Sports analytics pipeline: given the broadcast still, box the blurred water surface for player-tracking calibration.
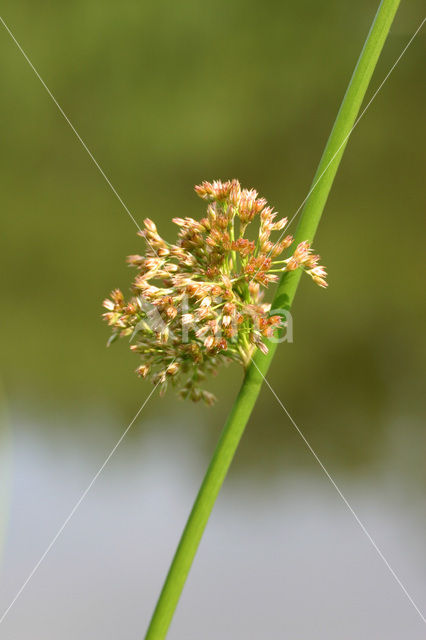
[0,414,425,639]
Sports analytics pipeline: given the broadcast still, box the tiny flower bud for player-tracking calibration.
[204,336,214,350]
[182,313,194,326]
[136,364,150,378]
[103,298,115,310]
[166,362,179,376]
[144,218,157,233]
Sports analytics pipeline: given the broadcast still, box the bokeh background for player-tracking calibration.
[0,1,425,638]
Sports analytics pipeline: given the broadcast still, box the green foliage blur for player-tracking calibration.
[1,0,425,475]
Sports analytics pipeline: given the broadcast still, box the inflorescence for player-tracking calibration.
[103,180,327,404]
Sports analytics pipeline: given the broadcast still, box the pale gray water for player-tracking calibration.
[0,415,424,639]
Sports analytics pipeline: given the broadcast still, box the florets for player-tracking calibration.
[103,179,327,404]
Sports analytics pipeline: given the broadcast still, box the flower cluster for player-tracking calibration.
[103,179,327,404]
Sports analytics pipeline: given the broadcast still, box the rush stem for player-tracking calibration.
[144,1,401,637]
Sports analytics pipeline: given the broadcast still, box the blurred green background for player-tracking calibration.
[1,0,424,472]
[0,1,425,637]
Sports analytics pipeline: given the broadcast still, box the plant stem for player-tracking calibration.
[144,1,400,637]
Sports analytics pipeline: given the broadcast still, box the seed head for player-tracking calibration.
[103,179,327,404]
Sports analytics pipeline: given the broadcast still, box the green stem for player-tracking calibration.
[144,1,400,637]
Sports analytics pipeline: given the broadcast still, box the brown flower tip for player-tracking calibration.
[103,179,327,404]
